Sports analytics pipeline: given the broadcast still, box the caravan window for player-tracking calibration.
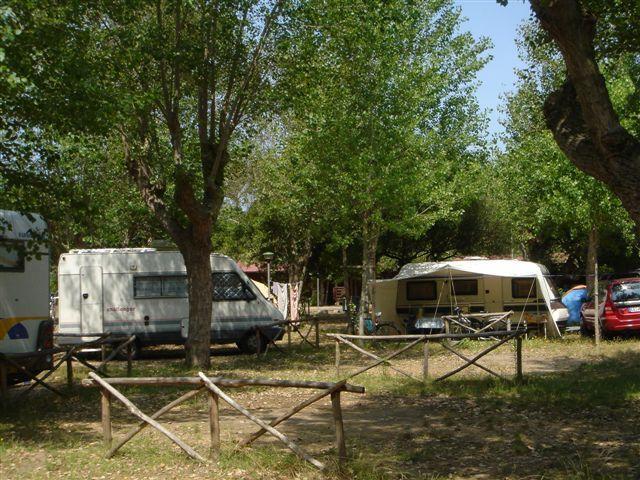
[452,279,478,296]
[134,277,163,297]
[512,278,536,298]
[162,276,188,297]
[406,280,437,301]
[0,241,25,272]
[212,272,255,301]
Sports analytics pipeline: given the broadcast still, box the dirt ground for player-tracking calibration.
[1,328,639,480]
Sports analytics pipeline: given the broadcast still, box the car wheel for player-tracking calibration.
[237,331,266,354]
[579,317,593,337]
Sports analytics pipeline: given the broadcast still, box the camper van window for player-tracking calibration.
[452,279,478,296]
[512,278,536,298]
[133,276,163,298]
[212,272,256,301]
[0,241,25,272]
[162,276,188,297]
[406,280,437,301]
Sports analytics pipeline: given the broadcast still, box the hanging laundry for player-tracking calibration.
[290,281,303,322]
[271,282,288,319]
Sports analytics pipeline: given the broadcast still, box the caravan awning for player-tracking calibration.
[381,259,547,282]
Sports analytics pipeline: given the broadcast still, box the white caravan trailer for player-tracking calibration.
[0,210,53,382]
[374,259,569,337]
[57,249,285,354]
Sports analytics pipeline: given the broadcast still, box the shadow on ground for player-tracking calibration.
[1,345,639,479]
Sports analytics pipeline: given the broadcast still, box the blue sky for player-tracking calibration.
[455,0,533,138]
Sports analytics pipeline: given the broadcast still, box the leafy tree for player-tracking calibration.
[500,0,640,228]
[280,0,489,332]
[3,0,288,367]
[497,21,638,286]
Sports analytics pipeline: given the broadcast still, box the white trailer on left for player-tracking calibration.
[0,209,53,384]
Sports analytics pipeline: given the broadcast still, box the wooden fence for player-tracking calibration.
[0,334,136,401]
[327,329,526,384]
[82,373,365,470]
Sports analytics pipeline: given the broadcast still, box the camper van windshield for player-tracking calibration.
[0,241,25,272]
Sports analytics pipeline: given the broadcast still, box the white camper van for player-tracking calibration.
[57,249,285,354]
[374,259,569,337]
[0,210,53,382]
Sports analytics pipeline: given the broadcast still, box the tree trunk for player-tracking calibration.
[180,230,214,369]
[342,245,353,333]
[530,0,640,227]
[359,218,378,336]
[586,225,599,293]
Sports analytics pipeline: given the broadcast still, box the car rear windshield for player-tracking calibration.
[611,281,640,303]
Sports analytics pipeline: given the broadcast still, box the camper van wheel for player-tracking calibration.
[237,331,267,355]
[116,339,142,361]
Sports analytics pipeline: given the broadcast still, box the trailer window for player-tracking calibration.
[512,278,536,299]
[452,279,478,296]
[0,241,25,272]
[406,280,436,301]
[162,276,188,297]
[134,277,163,297]
[212,272,255,301]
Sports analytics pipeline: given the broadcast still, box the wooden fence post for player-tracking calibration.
[422,340,429,384]
[101,388,112,448]
[209,390,220,460]
[331,391,347,464]
[515,336,523,383]
[314,319,320,348]
[66,355,73,388]
[126,343,133,377]
[101,344,108,374]
[335,340,340,376]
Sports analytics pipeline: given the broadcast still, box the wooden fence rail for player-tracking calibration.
[0,334,135,401]
[327,329,526,383]
[82,373,364,470]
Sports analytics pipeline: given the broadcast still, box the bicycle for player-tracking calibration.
[348,308,401,336]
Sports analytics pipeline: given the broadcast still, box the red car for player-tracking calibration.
[581,278,640,337]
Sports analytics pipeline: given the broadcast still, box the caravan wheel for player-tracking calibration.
[237,330,267,355]
[116,339,142,360]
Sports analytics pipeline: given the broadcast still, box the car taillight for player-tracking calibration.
[604,298,616,316]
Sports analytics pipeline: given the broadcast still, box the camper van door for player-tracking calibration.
[80,266,104,334]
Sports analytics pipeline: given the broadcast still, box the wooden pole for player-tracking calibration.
[594,261,601,346]
[422,340,429,384]
[83,376,364,393]
[335,335,421,382]
[345,336,426,380]
[126,342,132,377]
[314,319,320,348]
[101,388,112,448]
[441,343,507,381]
[335,340,340,377]
[209,390,220,460]
[287,322,291,348]
[237,381,348,448]
[197,372,325,470]
[331,391,347,464]
[66,355,73,388]
[101,344,107,373]
[516,336,523,383]
[107,387,203,458]
[435,331,520,382]
[89,373,206,462]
